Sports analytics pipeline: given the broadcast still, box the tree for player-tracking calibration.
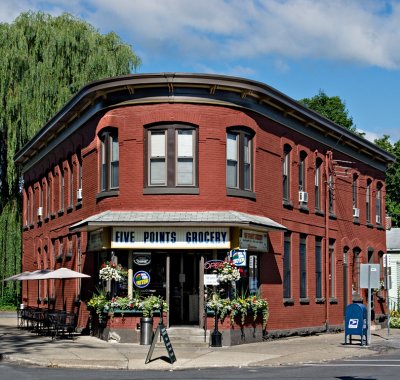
[299,90,358,133]
[0,11,141,306]
[374,135,400,227]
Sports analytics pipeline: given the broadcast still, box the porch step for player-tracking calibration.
[156,326,209,347]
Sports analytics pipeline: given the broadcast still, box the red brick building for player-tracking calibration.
[15,73,394,343]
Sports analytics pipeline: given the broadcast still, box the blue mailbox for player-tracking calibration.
[344,303,368,346]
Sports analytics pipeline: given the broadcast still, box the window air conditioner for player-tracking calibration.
[299,191,308,203]
[352,207,360,218]
[37,207,43,217]
[376,215,381,224]
[77,188,83,201]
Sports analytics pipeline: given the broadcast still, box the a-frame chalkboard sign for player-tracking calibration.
[145,308,176,364]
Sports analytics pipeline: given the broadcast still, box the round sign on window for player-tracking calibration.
[133,271,151,288]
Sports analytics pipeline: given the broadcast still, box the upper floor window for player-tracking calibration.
[100,129,119,192]
[68,158,74,208]
[282,144,291,202]
[145,124,198,193]
[315,158,322,211]
[298,151,307,192]
[328,173,334,216]
[376,182,382,225]
[226,128,254,195]
[59,165,64,213]
[352,174,358,208]
[366,179,371,223]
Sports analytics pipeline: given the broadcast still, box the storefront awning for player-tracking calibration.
[70,210,286,233]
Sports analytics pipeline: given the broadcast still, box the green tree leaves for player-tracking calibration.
[0,11,140,304]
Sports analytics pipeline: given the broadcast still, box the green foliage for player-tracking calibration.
[299,90,358,134]
[374,135,400,227]
[390,310,400,328]
[0,11,140,305]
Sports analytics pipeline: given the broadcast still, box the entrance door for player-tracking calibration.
[169,253,200,325]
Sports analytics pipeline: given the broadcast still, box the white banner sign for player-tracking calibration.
[204,274,219,286]
[112,227,230,249]
[239,230,268,252]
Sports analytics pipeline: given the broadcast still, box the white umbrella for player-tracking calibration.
[40,268,90,310]
[2,271,31,282]
[17,270,53,306]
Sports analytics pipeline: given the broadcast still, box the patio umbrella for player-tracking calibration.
[18,270,54,306]
[2,271,31,282]
[40,268,90,310]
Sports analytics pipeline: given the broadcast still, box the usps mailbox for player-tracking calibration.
[344,303,368,346]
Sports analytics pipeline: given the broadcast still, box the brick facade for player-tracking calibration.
[16,74,393,339]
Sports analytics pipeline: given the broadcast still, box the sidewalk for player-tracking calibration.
[1,312,399,370]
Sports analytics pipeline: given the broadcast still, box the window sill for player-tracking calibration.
[283,298,294,306]
[299,204,309,213]
[67,206,73,213]
[44,216,49,223]
[56,255,63,262]
[29,223,34,229]
[366,222,374,228]
[226,188,256,200]
[299,298,310,304]
[57,210,64,216]
[96,190,119,200]
[329,297,338,304]
[37,220,42,227]
[75,201,82,210]
[315,209,324,217]
[329,213,337,220]
[353,217,360,225]
[377,224,385,231]
[315,298,325,304]
[50,213,56,220]
[144,187,199,195]
[23,225,29,231]
[282,200,294,209]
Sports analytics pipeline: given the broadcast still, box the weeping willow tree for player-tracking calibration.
[0,11,141,306]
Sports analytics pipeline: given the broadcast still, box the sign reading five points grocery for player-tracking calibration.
[112,227,230,249]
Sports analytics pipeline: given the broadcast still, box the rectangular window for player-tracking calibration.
[146,125,197,191]
[315,237,323,299]
[149,131,166,185]
[315,160,322,210]
[25,189,29,226]
[47,174,52,217]
[376,184,382,224]
[226,132,238,188]
[283,232,292,299]
[299,152,306,192]
[100,130,119,192]
[226,129,253,193]
[59,167,64,212]
[328,174,334,215]
[69,161,74,207]
[176,130,194,185]
[329,239,336,298]
[282,146,291,201]
[299,234,307,299]
[110,135,119,189]
[366,181,371,223]
[352,175,358,208]
[78,157,82,190]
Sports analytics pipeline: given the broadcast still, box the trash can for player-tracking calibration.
[140,317,153,345]
[344,303,368,346]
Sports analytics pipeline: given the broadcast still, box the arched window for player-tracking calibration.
[376,182,383,225]
[315,158,323,211]
[366,179,372,223]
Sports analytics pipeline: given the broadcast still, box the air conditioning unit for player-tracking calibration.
[77,188,82,201]
[353,207,360,218]
[376,215,381,224]
[299,191,308,203]
[37,207,43,217]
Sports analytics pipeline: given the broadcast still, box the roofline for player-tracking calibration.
[14,72,395,167]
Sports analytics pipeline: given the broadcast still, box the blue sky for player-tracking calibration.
[1,0,400,142]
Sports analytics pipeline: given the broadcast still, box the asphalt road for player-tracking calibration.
[1,351,400,380]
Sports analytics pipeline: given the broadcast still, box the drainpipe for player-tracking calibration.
[324,151,332,331]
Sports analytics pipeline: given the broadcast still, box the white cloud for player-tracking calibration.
[1,0,400,69]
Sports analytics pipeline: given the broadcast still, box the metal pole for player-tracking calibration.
[367,265,371,345]
[386,261,390,336]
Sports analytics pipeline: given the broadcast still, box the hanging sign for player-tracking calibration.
[204,274,219,286]
[230,249,247,267]
[133,271,151,288]
[133,253,151,266]
[239,230,268,252]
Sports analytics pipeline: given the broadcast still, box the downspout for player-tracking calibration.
[324,150,332,331]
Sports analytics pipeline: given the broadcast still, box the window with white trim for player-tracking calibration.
[99,129,119,193]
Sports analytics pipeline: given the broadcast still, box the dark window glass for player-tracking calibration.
[283,145,291,201]
[283,232,292,299]
[300,234,307,298]
[315,237,322,298]
[99,129,119,192]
